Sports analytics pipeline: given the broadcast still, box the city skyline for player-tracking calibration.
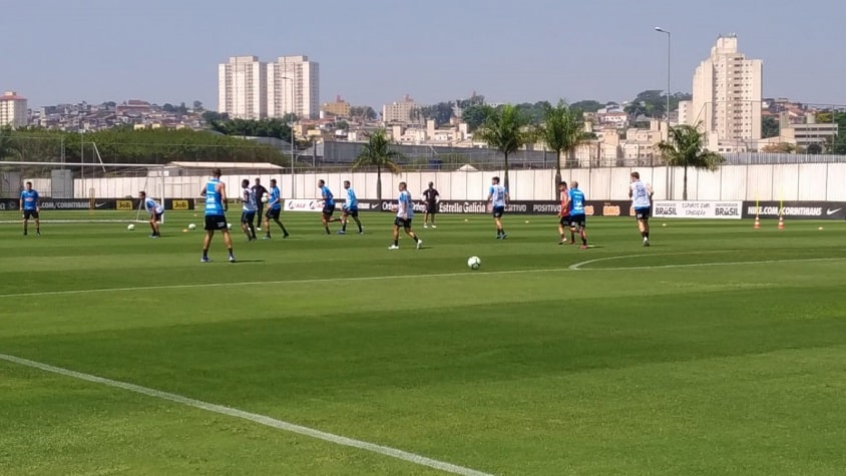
[3,0,846,109]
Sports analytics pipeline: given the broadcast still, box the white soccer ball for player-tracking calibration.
[261,194,269,203]
[227,223,232,229]
[467,256,481,270]
[188,223,196,230]
[127,224,135,231]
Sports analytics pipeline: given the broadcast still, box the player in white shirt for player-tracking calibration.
[487,176,509,239]
[240,179,258,241]
[629,171,654,247]
[139,191,163,238]
[389,182,422,250]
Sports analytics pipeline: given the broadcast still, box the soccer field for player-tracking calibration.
[2,212,846,475]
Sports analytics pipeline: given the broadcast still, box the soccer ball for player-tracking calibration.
[188,223,197,230]
[127,224,135,231]
[227,223,232,229]
[261,194,269,203]
[467,256,481,270]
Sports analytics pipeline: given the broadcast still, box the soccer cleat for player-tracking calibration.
[229,255,236,263]
[423,224,428,229]
[416,239,423,250]
[283,232,290,238]
[36,231,41,237]
[338,230,346,235]
[388,244,399,250]
[358,230,364,235]
[201,256,210,263]
[256,227,262,231]
[580,245,588,250]
[643,240,650,247]
[431,225,437,229]
[500,233,507,240]
[263,235,272,240]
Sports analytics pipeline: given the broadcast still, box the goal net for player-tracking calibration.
[0,161,166,225]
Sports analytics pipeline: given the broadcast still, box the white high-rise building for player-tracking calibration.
[218,56,267,119]
[0,91,28,128]
[267,56,320,120]
[689,35,763,142]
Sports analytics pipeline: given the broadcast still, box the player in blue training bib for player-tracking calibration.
[19,181,41,236]
[199,168,235,263]
[317,179,341,235]
[487,176,509,239]
[139,191,164,238]
[262,178,289,239]
[340,180,363,234]
[568,181,588,249]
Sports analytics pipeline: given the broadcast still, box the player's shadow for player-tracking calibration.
[233,259,265,263]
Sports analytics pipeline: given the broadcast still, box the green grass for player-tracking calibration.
[2,212,846,475]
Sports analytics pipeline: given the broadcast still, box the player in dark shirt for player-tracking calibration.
[251,178,268,232]
[421,182,439,229]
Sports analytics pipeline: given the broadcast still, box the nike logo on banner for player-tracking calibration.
[826,208,842,216]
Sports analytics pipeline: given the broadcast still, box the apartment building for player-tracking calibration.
[321,95,351,118]
[218,56,267,119]
[0,91,28,128]
[689,35,763,142]
[267,55,320,119]
[218,55,319,120]
[382,95,419,124]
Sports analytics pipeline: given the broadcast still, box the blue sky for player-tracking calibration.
[1,0,843,109]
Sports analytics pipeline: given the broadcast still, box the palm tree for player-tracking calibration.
[352,128,403,201]
[656,124,725,200]
[473,104,534,190]
[538,101,589,190]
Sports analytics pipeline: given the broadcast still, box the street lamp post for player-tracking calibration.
[655,27,672,198]
[279,76,296,198]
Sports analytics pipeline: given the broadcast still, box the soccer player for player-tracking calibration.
[200,168,235,263]
[139,191,163,238]
[252,178,268,232]
[240,179,258,241]
[340,180,363,235]
[20,181,40,236]
[263,178,289,239]
[629,171,654,247]
[568,180,588,249]
[422,182,439,228]
[557,181,572,245]
[487,176,508,239]
[389,182,422,250]
[318,179,340,235]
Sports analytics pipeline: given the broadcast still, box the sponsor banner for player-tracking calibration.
[166,199,194,211]
[652,201,742,220]
[283,199,380,212]
[741,201,846,220]
[378,200,634,216]
[0,198,196,211]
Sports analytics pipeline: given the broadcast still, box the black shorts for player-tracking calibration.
[635,207,651,220]
[569,214,586,228]
[343,207,359,218]
[492,206,505,218]
[426,203,437,214]
[152,212,163,223]
[23,210,39,220]
[559,215,570,227]
[241,211,256,224]
[394,217,412,229]
[204,214,228,231]
[323,204,336,216]
[266,208,280,220]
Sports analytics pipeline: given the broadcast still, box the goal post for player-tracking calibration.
[0,161,167,224]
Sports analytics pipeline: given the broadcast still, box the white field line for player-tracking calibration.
[0,353,493,476]
[1,255,844,300]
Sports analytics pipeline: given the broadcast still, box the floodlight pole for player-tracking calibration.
[655,27,672,199]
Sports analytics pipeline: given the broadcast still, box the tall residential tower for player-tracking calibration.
[218,56,267,120]
[218,55,319,120]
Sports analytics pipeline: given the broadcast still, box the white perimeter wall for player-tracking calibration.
[24,163,846,202]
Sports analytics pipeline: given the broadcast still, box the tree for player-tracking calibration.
[625,90,692,119]
[762,116,780,138]
[473,104,534,190]
[461,104,490,132]
[570,100,605,113]
[350,106,377,121]
[761,142,798,153]
[162,103,176,113]
[202,111,229,123]
[656,124,725,200]
[336,120,349,131]
[537,101,588,191]
[419,102,455,126]
[807,143,823,155]
[281,113,298,124]
[352,128,403,201]
[193,100,204,111]
[0,126,20,160]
